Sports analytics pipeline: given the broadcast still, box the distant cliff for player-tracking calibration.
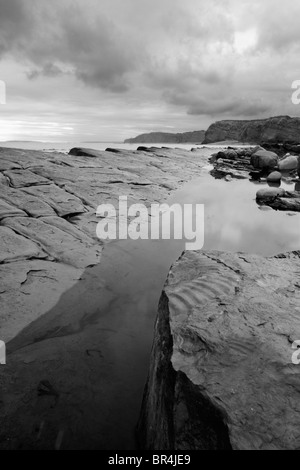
[203,116,300,145]
[124,130,206,144]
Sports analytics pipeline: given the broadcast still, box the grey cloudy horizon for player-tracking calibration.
[0,0,300,141]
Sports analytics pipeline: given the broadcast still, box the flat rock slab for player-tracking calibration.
[0,147,53,169]
[0,145,209,350]
[0,200,27,220]
[0,160,21,171]
[0,260,81,342]
[0,185,56,218]
[4,169,51,188]
[40,216,98,245]
[0,226,45,263]
[0,174,8,186]
[66,212,100,240]
[139,250,300,450]
[22,184,86,217]
[2,217,102,268]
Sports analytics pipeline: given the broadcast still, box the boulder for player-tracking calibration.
[256,188,300,212]
[217,149,238,160]
[279,155,299,171]
[250,150,278,170]
[138,250,300,450]
[69,147,99,157]
[256,188,285,200]
[267,171,282,183]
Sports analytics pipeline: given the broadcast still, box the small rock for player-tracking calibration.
[256,188,285,200]
[217,149,238,161]
[279,155,299,171]
[267,171,282,183]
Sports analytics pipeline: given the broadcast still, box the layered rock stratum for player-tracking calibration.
[138,250,300,450]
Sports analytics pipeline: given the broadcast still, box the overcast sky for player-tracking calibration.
[0,0,300,142]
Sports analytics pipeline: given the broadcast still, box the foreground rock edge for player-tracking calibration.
[138,249,300,450]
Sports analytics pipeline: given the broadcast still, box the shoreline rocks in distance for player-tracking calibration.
[124,130,206,144]
[210,144,300,211]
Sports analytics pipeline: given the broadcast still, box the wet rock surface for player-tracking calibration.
[0,145,215,450]
[256,188,300,212]
[210,147,255,179]
[211,145,300,211]
[0,146,207,342]
[138,250,300,450]
[1,144,300,450]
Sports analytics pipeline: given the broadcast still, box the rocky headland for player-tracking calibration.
[203,115,300,149]
[124,130,206,144]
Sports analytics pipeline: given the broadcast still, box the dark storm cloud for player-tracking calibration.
[0,0,136,92]
[0,0,300,140]
[186,98,271,117]
[27,63,65,80]
[0,0,26,24]
[0,0,32,54]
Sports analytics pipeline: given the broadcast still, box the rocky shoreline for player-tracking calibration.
[0,143,300,449]
[210,146,300,212]
[0,145,207,342]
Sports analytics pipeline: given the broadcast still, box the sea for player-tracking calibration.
[0,140,249,154]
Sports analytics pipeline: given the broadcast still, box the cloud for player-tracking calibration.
[0,0,137,92]
[0,0,300,140]
[186,98,271,117]
[27,63,65,80]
